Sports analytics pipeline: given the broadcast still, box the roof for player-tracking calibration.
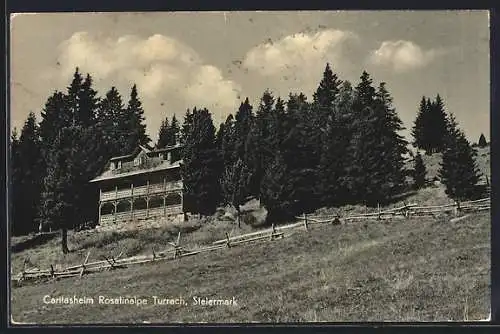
[109,144,182,161]
[89,160,182,183]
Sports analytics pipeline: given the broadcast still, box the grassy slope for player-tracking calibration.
[11,147,491,323]
[11,211,490,323]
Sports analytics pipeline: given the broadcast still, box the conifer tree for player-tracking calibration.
[318,81,354,206]
[413,151,427,189]
[412,96,430,152]
[10,128,23,235]
[260,152,295,223]
[14,112,43,234]
[220,114,236,170]
[66,68,83,126]
[38,127,78,253]
[428,94,448,153]
[78,74,100,126]
[124,84,151,153]
[181,108,222,215]
[157,117,171,149]
[97,87,127,156]
[478,133,487,147]
[170,114,180,145]
[220,158,252,226]
[439,114,481,202]
[344,73,407,205]
[246,90,275,197]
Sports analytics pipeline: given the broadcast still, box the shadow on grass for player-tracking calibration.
[11,232,59,253]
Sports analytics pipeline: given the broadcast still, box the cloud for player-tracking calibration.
[369,40,444,72]
[243,29,357,77]
[46,32,241,131]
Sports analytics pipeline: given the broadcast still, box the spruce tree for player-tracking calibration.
[246,90,275,197]
[157,117,171,149]
[220,158,252,226]
[344,73,407,205]
[170,114,180,145]
[66,68,83,126]
[38,127,78,253]
[412,96,430,152]
[478,133,487,147]
[313,63,342,110]
[181,108,222,215]
[319,81,354,206]
[413,151,427,189]
[439,114,481,202]
[77,74,100,127]
[97,87,127,156]
[124,84,150,153]
[10,128,23,235]
[15,112,43,234]
[428,94,448,153]
[260,151,295,223]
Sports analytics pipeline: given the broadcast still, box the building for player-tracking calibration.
[89,144,184,227]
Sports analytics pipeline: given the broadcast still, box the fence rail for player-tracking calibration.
[13,197,490,285]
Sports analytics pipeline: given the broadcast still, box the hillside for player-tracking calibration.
[11,208,490,323]
[10,146,491,323]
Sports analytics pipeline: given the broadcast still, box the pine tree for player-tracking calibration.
[428,94,449,153]
[260,151,295,223]
[181,108,222,215]
[123,84,151,153]
[313,63,342,111]
[10,128,23,235]
[170,114,180,145]
[97,87,127,156]
[14,112,43,235]
[157,117,171,149]
[318,81,354,206]
[39,91,72,153]
[413,151,427,189]
[412,96,430,151]
[246,90,275,197]
[478,133,487,147]
[439,114,481,202]
[77,73,100,127]
[38,127,78,253]
[220,114,236,170]
[66,68,84,126]
[234,98,254,163]
[220,158,252,226]
[344,74,407,205]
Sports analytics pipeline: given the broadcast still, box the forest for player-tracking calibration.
[10,64,485,243]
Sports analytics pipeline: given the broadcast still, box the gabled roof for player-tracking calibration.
[109,144,182,161]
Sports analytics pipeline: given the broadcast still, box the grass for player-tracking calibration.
[11,209,490,323]
[10,148,491,323]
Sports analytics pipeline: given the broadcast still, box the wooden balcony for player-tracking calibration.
[99,205,183,225]
[100,180,183,202]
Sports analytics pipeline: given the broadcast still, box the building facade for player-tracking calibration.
[89,144,184,227]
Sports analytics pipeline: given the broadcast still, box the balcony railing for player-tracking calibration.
[100,180,183,202]
[99,205,183,225]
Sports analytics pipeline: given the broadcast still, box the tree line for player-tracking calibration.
[11,64,484,245]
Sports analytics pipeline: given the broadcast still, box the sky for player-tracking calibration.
[10,11,490,143]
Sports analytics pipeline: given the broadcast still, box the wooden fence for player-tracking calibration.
[13,197,490,285]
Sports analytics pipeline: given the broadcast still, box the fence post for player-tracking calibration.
[226,232,231,248]
[303,213,308,231]
[377,203,381,220]
[50,264,55,278]
[152,247,156,260]
[80,251,91,278]
[270,223,276,240]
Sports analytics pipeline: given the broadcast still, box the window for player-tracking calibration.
[110,162,115,170]
[117,161,122,169]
